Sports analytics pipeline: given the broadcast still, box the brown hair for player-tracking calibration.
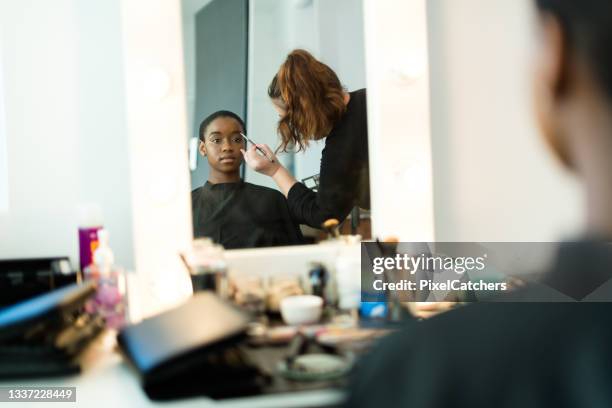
[268,49,347,152]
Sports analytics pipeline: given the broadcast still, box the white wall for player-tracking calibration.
[0,43,9,213]
[0,0,134,268]
[316,0,366,92]
[292,0,367,183]
[427,0,584,241]
[245,0,290,189]
[75,0,133,268]
[181,0,213,139]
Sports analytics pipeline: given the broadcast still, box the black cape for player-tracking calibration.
[191,181,305,249]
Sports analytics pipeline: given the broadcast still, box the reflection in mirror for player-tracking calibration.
[183,0,370,249]
[192,111,305,248]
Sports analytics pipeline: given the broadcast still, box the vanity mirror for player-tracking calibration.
[182,0,371,249]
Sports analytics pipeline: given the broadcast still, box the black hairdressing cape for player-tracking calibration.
[191,181,305,249]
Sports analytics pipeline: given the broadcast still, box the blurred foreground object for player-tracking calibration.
[404,301,459,319]
[0,282,103,378]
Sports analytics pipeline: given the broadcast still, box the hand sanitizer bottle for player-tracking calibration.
[85,229,127,329]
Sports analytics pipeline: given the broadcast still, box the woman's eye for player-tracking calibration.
[233,137,242,143]
[211,139,220,144]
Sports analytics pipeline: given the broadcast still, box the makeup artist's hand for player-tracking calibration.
[241,144,281,177]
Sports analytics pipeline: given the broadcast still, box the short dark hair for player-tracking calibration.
[535,0,612,101]
[198,110,245,141]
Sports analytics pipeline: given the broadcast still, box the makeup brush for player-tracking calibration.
[240,132,275,163]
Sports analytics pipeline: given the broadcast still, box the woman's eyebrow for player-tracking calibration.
[207,131,221,137]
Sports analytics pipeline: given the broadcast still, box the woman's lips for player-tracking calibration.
[220,157,237,163]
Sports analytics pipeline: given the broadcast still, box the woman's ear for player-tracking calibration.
[198,140,207,157]
[541,13,568,101]
[533,12,573,168]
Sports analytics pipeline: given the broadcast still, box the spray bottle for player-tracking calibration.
[84,229,127,329]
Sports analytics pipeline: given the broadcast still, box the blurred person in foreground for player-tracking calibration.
[347,0,612,407]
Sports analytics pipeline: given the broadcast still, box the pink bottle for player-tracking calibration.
[84,229,127,329]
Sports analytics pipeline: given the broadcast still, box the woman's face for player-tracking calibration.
[271,98,287,119]
[199,117,245,173]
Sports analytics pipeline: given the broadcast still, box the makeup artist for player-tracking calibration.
[241,49,369,230]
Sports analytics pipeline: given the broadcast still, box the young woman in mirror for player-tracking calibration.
[192,111,304,249]
[241,49,369,231]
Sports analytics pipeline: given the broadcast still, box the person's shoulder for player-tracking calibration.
[351,88,366,100]
[410,300,612,355]
[323,89,367,149]
[191,185,211,205]
[421,301,571,331]
[341,88,368,130]
[191,186,204,201]
[350,300,612,408]
[349,88,367,109]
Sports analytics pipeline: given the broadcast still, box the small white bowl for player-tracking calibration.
[280,295,323,326]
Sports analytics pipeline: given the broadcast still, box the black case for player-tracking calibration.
[0,282,102,378]
[117,293,268,400]
[0,257,79,307]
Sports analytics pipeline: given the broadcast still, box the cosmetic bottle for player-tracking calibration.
[78,204,104,273]
[335,242,361,324]
[187,240,228,298]
[84,229,127,329]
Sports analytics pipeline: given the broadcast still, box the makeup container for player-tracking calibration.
[84,229,128,329]
[183,239,228,297]
[78,204,104,273]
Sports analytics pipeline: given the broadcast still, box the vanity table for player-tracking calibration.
[0,329,345,408]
